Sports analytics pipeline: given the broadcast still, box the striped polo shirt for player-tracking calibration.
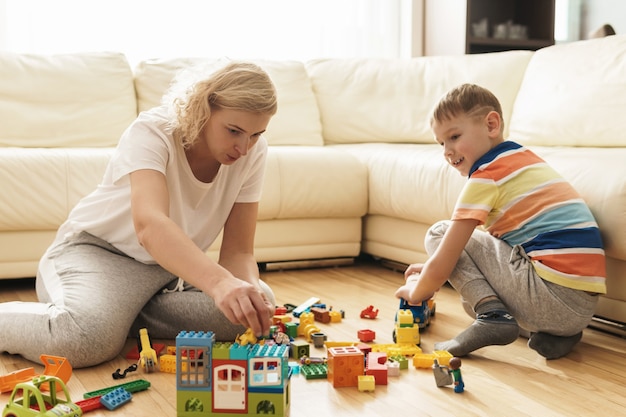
[452,141,606,294]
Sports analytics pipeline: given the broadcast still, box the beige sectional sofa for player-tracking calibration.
[1,34,625,328]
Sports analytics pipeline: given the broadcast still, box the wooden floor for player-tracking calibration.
[1,258,625,417]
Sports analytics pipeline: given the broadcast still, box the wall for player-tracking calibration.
[580,0,624,38]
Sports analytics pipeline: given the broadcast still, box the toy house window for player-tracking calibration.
[178,345,209,388]
[250,358,281,386]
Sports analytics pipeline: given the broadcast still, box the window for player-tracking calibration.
[0,0,404,65]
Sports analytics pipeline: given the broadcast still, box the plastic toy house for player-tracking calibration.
[176,330,291,417]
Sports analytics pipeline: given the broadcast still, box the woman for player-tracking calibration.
[0,61,278,368]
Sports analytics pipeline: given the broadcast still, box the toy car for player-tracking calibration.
[2,375,82,417]
[398,298,435,329]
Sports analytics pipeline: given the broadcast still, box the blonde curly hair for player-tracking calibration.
[165,60,278,148]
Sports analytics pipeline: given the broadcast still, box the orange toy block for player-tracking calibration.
[327,346,364,388]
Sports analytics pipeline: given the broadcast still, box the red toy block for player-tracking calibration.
[357,329,376,343]
[366,352,388,385]
[360,305,379,319]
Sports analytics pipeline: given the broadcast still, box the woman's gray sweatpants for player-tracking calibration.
[0,232,274,368]
[426,221,598,336]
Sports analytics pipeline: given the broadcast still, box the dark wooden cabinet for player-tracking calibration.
[424,0,555,56]
[465,0,555,53]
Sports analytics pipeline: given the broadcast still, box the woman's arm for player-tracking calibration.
[395,219,479,303]
[219,201,261,285]
[130,169,272,336]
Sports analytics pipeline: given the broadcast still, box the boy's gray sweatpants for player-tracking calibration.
[0,231,274,368]
[426,221,598,336]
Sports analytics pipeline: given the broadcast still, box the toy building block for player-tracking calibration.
[371,343,422,357]
[387,360,400,377]
[290,340,310,360]
[413,352,437,369]
[284,321,298,339]
[300,363,328,380]
[311,332,327,348]
[83,379,151,399]
[432,359,453,387]
[358,375,376,392]
[292,296,320,317]
[329,310,342,323]
[357,329,376,343]
[235,327,258,346]
[356,343,372,356]
[159,354,178,374]
[365,352,388,385]
[126,342,165,360]
[327,346,364,388]
[324,341,357,349]
[100,387,132,410]
[75,395,105,412]
[138,328,158,373]
[311,307,331,323]
[176,330,292,416]
[360,305,379,319]
[414,350,452,369]
[389,355,409,370]
[1,354,72,394]
[0,367,36,393]
[434,350,453,366]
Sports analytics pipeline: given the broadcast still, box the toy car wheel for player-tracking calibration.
[392,329,397,343]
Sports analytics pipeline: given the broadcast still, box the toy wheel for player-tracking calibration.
[392,329,397,343]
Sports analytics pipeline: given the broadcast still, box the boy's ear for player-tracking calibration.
[485,111,501,136]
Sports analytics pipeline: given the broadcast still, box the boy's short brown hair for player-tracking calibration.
[431,83,504,132]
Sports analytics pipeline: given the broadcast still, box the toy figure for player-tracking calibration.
[432,357,464,393]
[448,357,464,393]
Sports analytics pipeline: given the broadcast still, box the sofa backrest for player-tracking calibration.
[0,52,136,148]
[509,34,626,147]
[134,58,324,146]
[305,51,533,145]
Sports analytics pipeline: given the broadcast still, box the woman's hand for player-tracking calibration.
[212,277,274,338]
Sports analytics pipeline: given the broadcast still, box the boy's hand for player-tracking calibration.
[404,263,424,279]
[395,271,435,304]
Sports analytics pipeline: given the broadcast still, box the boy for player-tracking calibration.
[395,84,606,359]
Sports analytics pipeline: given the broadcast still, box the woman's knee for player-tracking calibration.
[259,280,276,306]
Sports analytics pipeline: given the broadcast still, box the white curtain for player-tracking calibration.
[0,0,403,65]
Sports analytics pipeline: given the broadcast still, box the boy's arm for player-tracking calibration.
[395,218,479,303]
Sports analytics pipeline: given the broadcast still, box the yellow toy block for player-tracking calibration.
[160,354,183,373]
[397,309,414,327]
[329,310,342,323]
[358,375,376,392]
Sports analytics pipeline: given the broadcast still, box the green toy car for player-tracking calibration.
[2,375,82,417]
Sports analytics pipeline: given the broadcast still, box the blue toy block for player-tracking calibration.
[100,387,132,410]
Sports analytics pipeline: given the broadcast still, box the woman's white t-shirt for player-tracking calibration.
[54,106,268,264]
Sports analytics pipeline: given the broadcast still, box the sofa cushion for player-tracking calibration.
[0,52,136,148]
[306,51,533,145]
[333,143,466,225]
[258,146,368,220]
[0,148,114,231]
[510,34,626,147]
[134,58,324,146]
